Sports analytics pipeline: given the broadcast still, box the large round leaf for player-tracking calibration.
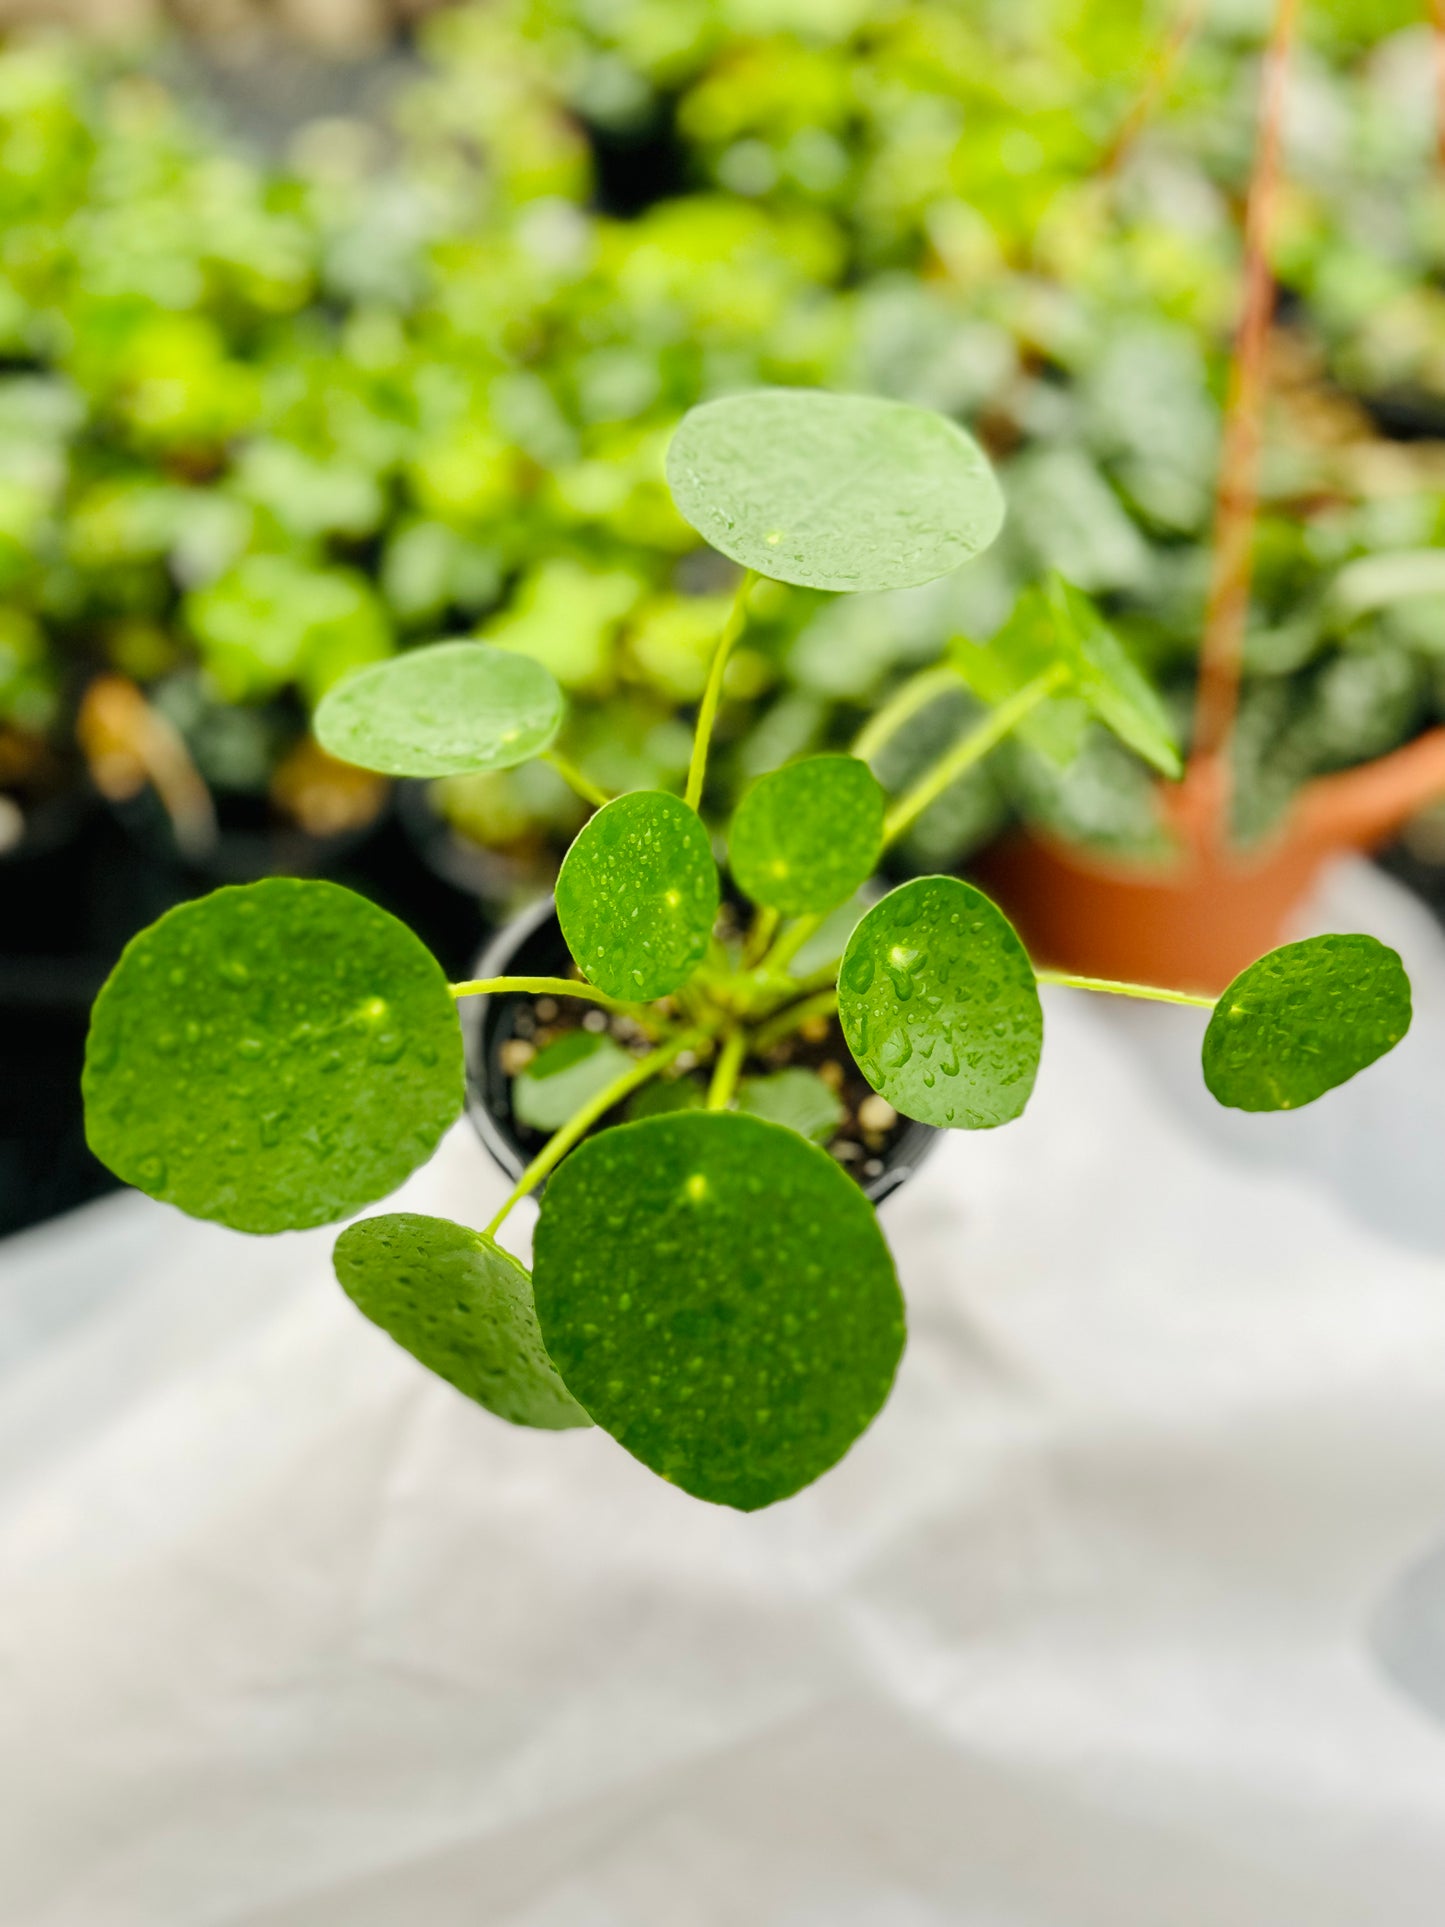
[84,879,464,1233]
[556,791,719,1001]
[533,1111,905,1510]
[314,640,563,777]
[1203,933,1411,1112]
[666,390,1005,593]
[837,876,1042,1129]
[334,1213,589,1430]
[729,755,884,916]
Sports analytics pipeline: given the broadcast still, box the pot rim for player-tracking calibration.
[459,896,937,1209]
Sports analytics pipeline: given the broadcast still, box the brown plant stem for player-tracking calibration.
[1100,0,1209,177]
[1190,0,1302,807]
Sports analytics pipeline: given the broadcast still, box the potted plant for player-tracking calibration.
[80,388,1414,1510]
[972,0,1445,989]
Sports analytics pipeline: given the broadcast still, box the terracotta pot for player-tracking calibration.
[974,729,1445,995]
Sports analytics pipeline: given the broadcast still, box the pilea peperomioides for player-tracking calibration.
[82,389,1414,1511]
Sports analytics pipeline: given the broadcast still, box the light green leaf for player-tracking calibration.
[736,1067,844,1146]
[513,1030,634,1133]
[334,1213,589,1430]
[1045,576,1181,779]
[951,589,1089,768]
[729,754,884,916]
[952,576,1180,778]
[1203,934,1411,1112]
[314,640,564,778]
[555,791,719,1002]
[83,880,464,1234]
[838,876,1042,1129]
[666,389,1004,593]
[532,1111,905,1510]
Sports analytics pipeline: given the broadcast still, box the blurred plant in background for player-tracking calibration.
[1,0,1443,890]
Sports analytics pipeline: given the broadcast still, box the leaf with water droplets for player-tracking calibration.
[1203,933,1411,1112]
[83,879,464,1233]
[315,640,563,776]
[666,389,1005,593]
[736,1067,844,1146]
[729,755,884,916]
[555,791,719,1002]
[837,876,1042,1130]
[334,1213,589,1429]
[533,1111,905,1510]
[513,1030,634,1133]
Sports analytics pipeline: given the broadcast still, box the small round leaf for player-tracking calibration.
[84,879,464,1233]
[736,1068,844,1147]
[1203,933,1412,1112]
[315,640,563,777]
[334,1213,589,1430]
[556,791,719,1001]
[533,1111,905,1510]
[838,876,1042,1129]
[513,1030,634,1133]
[666,389,1005,593]
[729,755,884,916]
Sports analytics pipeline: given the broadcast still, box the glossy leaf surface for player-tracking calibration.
[666,389,1004,593]
[533,1111,905,1510]
[838,876,1042,1129]
[84,880,464,1233]
[334,1212,589,1429]
[555,791,719,1001]
[729,755,884,916]
[1203,934,1411,1112]
[315,640,563,777]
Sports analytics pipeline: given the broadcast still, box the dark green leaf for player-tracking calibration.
[315,640,564,777]
[555,791,719,1001]
[729,755,884,916]
[513,1029,634,1133]
[533,1111,905,1510]
[83,880,464,1233]
[838,876,1042,1129]
[334,1213,589,1430]
[666,389,1004,593]
[1203,934,1411,1112]
[736,1067,844,1146]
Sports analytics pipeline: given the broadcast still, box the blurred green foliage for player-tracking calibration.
[1,0,1443,863]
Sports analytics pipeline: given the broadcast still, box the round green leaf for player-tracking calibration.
[837,876,1042,1130]
[666,389,1005,593]
[533,1111,905,1510]
[334,1213,589,1430]
[1202,934,1412,1113]
[736,1068,844,1147]
[513,1030,634,1133]
[729,755,884,916]
[83,879,464,1234]
[555,791,719,1001]
[314,640,563,777]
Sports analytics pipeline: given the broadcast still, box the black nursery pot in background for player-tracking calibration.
[460,897,938,1208]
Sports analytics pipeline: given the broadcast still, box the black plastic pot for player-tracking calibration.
[460,897,938,1208]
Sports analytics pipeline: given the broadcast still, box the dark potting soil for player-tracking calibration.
[496,994,913,1191]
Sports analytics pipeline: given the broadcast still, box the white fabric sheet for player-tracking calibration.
[2,858,1445,1926]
